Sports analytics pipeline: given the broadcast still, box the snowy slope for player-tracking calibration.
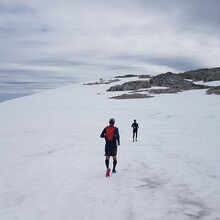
[0,78,220,220]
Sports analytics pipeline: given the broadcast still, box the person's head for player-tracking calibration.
[134,119,136,122]
[109,118,115,125]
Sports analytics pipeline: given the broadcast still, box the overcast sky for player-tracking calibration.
[1,0,220,81]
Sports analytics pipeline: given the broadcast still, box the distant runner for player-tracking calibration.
[131,119,139,142]
[100,118,120,177]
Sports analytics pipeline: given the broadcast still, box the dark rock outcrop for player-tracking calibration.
[179,67,220,82]
[115,74,150,79]
[149,72,193,88]
[110,93,153,99]
[115,74,138,78]
[138,74,150,79]
[106,68,220,98]
[107,72,210,93]
[184,84,210,90]
[206,86,220,95]
[149,88,182,94]
[107,80,151,91]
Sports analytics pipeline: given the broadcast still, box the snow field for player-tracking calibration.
[0,79,220,220]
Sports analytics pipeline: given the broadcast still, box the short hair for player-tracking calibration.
[109,118,115,124]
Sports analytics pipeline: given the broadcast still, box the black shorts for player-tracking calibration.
[105,143,117,157]
[133,129,138,133]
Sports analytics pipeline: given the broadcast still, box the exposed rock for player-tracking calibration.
[107,71,211,92]
[115,74,138,78]
[206,86,220,95]
[84,79,120,85]
[129,89,149,93]
[149,72,192,88]
[138,74,150,79]
[149,88,181,94]
[183,84,210,90]
[115,74,150,79]
[149,72,210,90]
[110,93,153,99]
[179,67,220,82]
[107,80,151,91]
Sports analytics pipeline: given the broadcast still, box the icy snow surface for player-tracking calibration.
[0,78,220,220]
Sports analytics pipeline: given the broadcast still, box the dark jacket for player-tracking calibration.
[131,122,139,132]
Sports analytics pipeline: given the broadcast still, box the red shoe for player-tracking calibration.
[106,168,111,177]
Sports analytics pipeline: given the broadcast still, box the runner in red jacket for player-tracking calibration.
[100,118,120,175]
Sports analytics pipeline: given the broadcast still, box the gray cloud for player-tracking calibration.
[0,2,34,14]
[113,54,202,72]
[0,0,220,82]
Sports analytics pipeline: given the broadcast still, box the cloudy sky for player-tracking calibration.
[1,0,220,82]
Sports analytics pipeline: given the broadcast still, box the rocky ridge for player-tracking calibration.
[179,67,220,82]
[84,67,220,99]
[107,68,220,99]
[206,86,220,95]
[107,80,151,91]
